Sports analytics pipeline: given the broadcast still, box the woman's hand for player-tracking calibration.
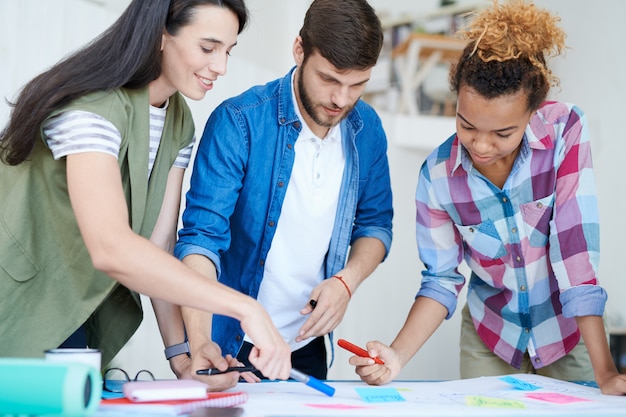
[350,340,401,386]
[239,302,291,381]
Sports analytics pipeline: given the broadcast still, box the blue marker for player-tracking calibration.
[289,368,335,397]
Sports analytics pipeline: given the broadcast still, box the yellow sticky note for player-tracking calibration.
[466,395,526,409]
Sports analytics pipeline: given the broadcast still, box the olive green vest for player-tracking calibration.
[0,87,194,366]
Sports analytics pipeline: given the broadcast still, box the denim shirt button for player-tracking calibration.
[235,335,242,341]
[269,221,275,227]
[278,181,284,187]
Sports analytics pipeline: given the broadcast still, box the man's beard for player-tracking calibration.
[297,66,354,129]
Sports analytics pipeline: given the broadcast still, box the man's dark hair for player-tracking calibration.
[299,0,383,70]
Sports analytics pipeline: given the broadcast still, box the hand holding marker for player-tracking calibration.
[338,338,385,365]
[196,365,256,375]
[196,366,335,397]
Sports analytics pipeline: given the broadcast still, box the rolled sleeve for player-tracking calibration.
[351,225,392,257]
[559,285,607,318]
[173,242,222,277]
[417,280,458,319]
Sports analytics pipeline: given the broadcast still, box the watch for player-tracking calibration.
[164,341,190,360]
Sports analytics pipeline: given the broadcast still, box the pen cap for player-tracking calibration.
[0,358,102,416]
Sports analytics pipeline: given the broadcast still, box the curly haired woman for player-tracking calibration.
[349,0,626,395]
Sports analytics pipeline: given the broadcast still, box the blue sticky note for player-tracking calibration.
[499,376,541,391]
[355,387,405,403]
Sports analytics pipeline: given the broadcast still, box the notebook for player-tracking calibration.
[98,391,248,415]
[123,379,209,402]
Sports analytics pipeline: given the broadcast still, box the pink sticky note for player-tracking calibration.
[526,393,591,404]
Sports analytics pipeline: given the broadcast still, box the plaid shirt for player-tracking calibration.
[415,101,607,369]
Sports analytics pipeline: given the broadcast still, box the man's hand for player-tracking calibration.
[171,342,240,391]
[296,277,351,342]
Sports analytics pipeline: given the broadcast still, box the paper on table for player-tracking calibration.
[219,374,626,416]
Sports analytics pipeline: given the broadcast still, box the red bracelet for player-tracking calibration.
[332,275,352,299]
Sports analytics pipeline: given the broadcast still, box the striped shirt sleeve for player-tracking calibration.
[174,138,195,169]
[43,110,121,159]
[44,108,195,172]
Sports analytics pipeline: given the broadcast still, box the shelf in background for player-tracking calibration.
[377,110,456,153]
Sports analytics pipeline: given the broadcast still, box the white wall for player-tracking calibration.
[2,0,625,381]
[541,0,626,329]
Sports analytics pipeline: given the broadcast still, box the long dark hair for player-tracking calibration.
[0,0,248,166]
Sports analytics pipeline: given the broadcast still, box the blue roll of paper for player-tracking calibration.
[0,358,102,416]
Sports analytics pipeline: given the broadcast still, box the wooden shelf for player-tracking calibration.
[392,33,466,61]
[392,33,467,116]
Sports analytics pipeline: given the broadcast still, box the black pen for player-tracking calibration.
[196,365,257,375]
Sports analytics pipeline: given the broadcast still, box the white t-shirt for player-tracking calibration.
[247,75,346,351]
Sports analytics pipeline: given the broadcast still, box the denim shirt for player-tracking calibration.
[175,68,393,356]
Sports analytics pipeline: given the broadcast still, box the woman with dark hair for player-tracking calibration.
[0,0,290,389]
[350,0,626,395]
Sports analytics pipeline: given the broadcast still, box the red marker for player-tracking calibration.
[338,338,385,365]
